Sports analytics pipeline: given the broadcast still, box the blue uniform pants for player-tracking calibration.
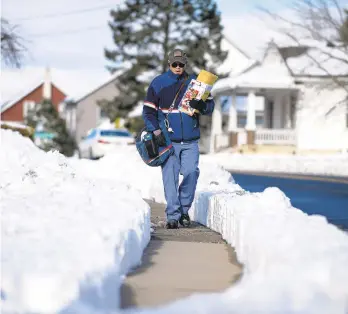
[161,140,200,221]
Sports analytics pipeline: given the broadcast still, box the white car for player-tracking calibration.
[78,128,134,159]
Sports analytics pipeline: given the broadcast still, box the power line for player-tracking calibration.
[12,3,117,21]
[29,25,108,38]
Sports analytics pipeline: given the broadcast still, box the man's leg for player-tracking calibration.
[179,140,200,215]
[161,143,182,222]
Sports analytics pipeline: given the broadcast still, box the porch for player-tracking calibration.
[209,87,299,153]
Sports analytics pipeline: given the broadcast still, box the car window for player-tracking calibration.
[86,129,97,139]
[100,130,132,137]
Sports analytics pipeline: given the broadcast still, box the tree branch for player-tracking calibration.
[1,18,26,68]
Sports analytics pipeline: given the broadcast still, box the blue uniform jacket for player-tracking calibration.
[142,70,215,142]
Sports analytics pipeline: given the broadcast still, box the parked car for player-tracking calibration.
[78,128,134,159]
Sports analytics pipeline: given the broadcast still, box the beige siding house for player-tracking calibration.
[63,73,120,143]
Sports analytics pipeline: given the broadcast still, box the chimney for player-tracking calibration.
[43,67,52,100]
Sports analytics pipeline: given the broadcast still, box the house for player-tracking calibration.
[1,69,67,126]
[62,72,121,143]
[210,40,348,154]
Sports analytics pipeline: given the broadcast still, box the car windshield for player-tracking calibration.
[100,130,132,137]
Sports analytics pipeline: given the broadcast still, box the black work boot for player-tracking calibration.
[179,214,191,227]
[166,219,179,229]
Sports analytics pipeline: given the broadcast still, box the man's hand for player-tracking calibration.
[153,129,166,146]
[188,99,207,113]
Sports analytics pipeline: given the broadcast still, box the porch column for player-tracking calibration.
[227,92,238,147]
[209,96,223,153]
[285,92,291,128]
[246,90,256,145]
[227,92,237,131]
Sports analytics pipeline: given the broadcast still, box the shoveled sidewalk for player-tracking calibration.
[120,200,243,309]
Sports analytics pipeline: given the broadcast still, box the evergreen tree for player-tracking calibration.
[102,0,227,119]
[26,99,76,157]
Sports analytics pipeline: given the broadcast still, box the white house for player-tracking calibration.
[210,40,348,154]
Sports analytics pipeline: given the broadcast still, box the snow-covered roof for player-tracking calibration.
[212,43,296,94]
[212,39,347,94]
[283,46,348,77]
[211,36,257,77]
[1,67,114,111]
[0,80,65,114]
[72,70,123,104]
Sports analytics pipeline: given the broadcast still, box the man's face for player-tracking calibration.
[169,62,185,75]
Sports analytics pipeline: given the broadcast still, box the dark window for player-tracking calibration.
[100,130,132,137]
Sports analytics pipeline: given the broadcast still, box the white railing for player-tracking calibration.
[215,133,230,150]
[255,129,296,145]
[237,129,247,145]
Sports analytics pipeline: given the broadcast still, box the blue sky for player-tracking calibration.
[1,0,290,100]
[2,0,288,70]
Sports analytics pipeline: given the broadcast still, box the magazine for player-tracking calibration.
[178,70,218,116]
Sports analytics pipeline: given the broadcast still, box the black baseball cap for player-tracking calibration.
[168,49,188,65]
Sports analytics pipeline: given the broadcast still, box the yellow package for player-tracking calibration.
[196,70,218,101]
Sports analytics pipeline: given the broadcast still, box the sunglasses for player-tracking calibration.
[171,62,185,68]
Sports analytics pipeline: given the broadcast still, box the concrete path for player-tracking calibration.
[120,201,242,309]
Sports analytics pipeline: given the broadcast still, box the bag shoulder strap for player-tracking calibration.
[168,74,189,114]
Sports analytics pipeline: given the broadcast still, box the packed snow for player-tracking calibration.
[0,129,233,313]
[203,151,348,177]
[0,129,151,313]
[130,187,348,314]
[2,129,348,314]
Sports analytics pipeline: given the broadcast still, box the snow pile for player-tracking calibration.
[189,187,348,313]
[0,129,151,313]
[203,152,348,177]
[70,146,235,204]
[131,187,348,314]
[3,129,348,314]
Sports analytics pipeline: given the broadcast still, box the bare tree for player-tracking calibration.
[1,18,26,68]
[258,0,348,98]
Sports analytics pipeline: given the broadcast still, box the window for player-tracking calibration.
[100,130,132,137]
[23,100,35,118]
[58,102,65,118]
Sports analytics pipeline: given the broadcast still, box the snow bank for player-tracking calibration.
[203,152,348,177]
[3,129,348,314]
[192,187,348,313]
[130,186,348,314]
[0,129,151,313]
[70,146,235,204]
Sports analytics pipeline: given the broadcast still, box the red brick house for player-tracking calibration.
[1,80,67,124]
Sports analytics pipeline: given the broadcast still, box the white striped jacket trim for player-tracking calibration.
[160,109,180,113]
[144,101,158,110]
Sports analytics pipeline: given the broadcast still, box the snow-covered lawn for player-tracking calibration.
[2,129,348,314]
[203,151,348,177]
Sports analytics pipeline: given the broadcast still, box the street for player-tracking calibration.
[231,172,348,230]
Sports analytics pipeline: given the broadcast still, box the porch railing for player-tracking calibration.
[215,133,230,150]
[255,129,296,145]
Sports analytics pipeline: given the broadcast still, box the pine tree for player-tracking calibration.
[102,0,227,119]
[26,99,76,157]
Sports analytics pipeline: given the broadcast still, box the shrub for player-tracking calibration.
[1,123,35,141]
